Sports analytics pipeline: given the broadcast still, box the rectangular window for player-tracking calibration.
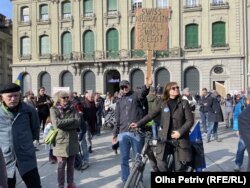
[186,0,197,7]
[21,37,31,56]
[0,56,2,67]
[40,5,49,21]
[84,0,93,16]
[40,36,50,55]
[8,75,12,83]
[132,0,143,12]
[213,0,224,5]
[22,7,30,22]
[63,2,71,19]
[108,0,117,12]
[0,74,2,84]
[157,0,168,8]
[7,46,12,55]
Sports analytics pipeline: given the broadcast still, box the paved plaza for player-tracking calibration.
[15,122,248,188]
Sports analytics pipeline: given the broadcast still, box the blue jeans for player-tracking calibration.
[207,121,214,140]
[212,122,219,139]
[118,132,144,183]
[80,133,89,162]
[235,136,246,167]
[152,120,160,139]
[200,112,208,133]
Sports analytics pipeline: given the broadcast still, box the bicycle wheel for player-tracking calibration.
[124,162,142,188]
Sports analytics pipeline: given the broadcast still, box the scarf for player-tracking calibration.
[56,102,71,118]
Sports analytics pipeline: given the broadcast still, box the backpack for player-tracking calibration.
[74,153,82,171]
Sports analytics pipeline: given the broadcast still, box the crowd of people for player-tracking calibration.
[0,80,250,188]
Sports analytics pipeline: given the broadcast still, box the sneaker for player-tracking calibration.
[234,165,241,172]
[88,146,93,153]
[81,162,89,170]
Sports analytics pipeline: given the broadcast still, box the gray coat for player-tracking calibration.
[0,147,7,188]
[137,98,194,162]
[0,102,40,178]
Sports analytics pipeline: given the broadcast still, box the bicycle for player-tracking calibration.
[124,130,192,188]
[123,130,159,188]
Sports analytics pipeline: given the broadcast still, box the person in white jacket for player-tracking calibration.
[182,88,197,120]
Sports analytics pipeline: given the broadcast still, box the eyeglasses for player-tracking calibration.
[61,96,69,100]
[171,86,180,91]
[120,86,128,90]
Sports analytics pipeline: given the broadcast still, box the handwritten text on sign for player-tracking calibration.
[135,8,169,50]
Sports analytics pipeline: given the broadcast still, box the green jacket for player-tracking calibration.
[50,105,80,157]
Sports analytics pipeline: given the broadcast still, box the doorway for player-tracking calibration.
[105,70,120,95]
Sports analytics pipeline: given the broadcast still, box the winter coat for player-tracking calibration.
[113,85,150,136]
[0,147,7,188]
[147,95,161,121]
[208,97,224,123]
[136,98,194,162]
[50,105,80,157]
[0,103,40,178]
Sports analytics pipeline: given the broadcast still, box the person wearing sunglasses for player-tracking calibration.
[50,90,80,188]
[113,79,152,186]
[129,82,194,172]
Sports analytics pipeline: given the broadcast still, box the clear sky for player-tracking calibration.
[0,0,12,19]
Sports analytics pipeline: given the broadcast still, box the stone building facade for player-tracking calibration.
[0,14,12,87]
[11,0,250,96]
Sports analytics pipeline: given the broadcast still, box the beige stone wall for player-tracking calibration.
[11,0,247,94]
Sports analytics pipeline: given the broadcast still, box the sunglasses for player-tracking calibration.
[61,96,69,100]
[171,86,180,90]
[120,86,128,90]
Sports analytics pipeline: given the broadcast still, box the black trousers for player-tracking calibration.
[8,168,42,188]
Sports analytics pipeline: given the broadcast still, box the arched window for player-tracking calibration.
[212,21,226,47]
[106,28,119,58]
[40,4,49,21]
[61,71,73,91]
[131,69,144,91]
[83,71,96,92]
[40,35,50,56]
[62,1,71,18]
[185,24,198,48]
[184,67,200,95]
[131,28,144,57]
[21,37,30,56]
[83,30,94,59]
[61,32,72,59]
[40,72,51,96]
[21,7,29,22]
[22,73,32,94]
[155,68,170,88]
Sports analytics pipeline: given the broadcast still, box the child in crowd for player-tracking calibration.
[43,117,57,164]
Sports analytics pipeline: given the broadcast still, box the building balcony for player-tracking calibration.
[183,4,202,12]
[18,20,32,27]
[81,13,96,21]
[39,54,51,59]
[210,2,229,10]
[37,18,51,25]
[19,54,32,60]
[184,45,202,52]
[211,43,230,51]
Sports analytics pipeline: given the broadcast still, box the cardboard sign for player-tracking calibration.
[135,8,169,50]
